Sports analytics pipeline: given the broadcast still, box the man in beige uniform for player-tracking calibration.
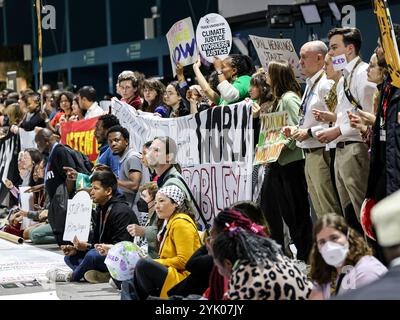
[289,40,342,217]
[316,28,376,229]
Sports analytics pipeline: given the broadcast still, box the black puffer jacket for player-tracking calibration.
[91,195,137,244]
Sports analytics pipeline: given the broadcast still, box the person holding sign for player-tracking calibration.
[213,54,255,106]
[315,28,377,234]
[286,41,342,218]
[46,170,137,283]
[260,60,312,263]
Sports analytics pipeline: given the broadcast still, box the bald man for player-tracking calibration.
[287,41,342,217]
[35,129,77,245]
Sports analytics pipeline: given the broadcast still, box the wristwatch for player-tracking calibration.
[307,128,313,137]
[216,69,223,75]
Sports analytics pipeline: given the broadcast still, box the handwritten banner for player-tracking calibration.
[111,99,253,224]
[166,17,198,77]
[63,191,93,242]
[254,111,288,164]
[196,13,232,63]
[60,117,99,162]
[249,35,305,83]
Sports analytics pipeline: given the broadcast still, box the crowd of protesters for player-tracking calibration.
[0,24,400,300]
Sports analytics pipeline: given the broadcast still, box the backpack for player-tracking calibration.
[63,145,94,175]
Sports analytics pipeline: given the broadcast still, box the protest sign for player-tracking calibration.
[196,13,232,63]
[19,186,36,230]
[112,99,253,225]
[63,191,93,242]
[61,117,99,162]
[249,35,305,83]
[0,238,68,284]
[166,17,198,76]
[19,128,37,150]
[0,133,19,207]
[374,0,400,88]
[254,111,288,164]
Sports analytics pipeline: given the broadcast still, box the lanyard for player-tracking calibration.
[99,203,113,242]
[299,72,324,123]
[44,142,58,184]
[343,58,363,109]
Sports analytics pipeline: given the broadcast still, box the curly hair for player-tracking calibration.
[309,213,373,286]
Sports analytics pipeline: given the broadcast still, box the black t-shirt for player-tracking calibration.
[45,144,76,200]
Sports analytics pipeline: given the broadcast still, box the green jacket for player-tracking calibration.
[144,211,159,259]
[219,75,251,106]
[274,91,305,166]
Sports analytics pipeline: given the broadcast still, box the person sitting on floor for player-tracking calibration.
[120,185,201,300]
[46,170,137,283]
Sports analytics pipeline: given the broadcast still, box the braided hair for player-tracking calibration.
[213,208,266,237]
[212,227,281,267]
[228,54,255,77]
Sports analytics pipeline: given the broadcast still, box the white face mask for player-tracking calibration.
[320,241,349,267]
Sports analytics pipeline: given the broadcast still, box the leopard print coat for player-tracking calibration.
[227,255,312,300]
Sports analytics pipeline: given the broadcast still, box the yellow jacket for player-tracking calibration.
[154,213,201,297]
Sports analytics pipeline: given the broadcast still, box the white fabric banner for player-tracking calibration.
[111,99,253,223]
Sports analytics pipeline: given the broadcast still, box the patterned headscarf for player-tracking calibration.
[158,185,185,206]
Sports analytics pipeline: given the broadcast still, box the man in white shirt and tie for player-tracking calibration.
[288,40,342,218]
[316,28,377,227]
[78,86,105,120]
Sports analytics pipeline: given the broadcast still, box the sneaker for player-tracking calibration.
[84,270,111,284]
[46,268,72,282]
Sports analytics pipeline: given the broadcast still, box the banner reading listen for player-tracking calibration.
[61,117,99,162]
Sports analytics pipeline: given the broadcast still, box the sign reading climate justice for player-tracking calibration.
[166,17,198,77]
[249,35,305,83]
[196,13,232,63]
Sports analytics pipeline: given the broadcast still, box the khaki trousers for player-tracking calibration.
[334,143,370,220]
[305,149,342,218]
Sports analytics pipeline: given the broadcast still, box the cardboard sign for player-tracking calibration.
[374,0,400,88]
[166,17,198,76]
[63,191,93,242]
[332,54,348,71]
[196,13,232,63]
[249,35,305,83]
[254,111,289,164]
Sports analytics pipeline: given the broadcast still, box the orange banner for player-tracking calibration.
[61,117,99,162]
